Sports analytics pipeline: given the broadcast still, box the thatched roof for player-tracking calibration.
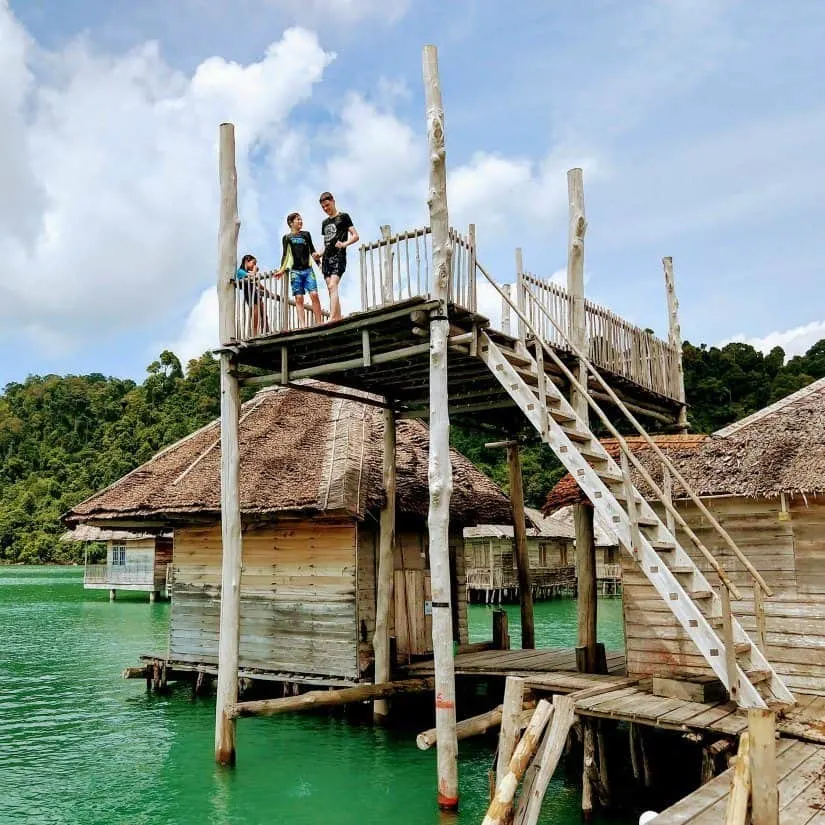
[60,526,170,543]
[544,377,825,512]
[464,506,616,546]
[65,384,512,528]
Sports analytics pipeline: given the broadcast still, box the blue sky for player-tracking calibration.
[2,0,824,387]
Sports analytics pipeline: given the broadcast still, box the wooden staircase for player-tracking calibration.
[476,328,794,708]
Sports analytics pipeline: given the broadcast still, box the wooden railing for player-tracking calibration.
[84,563,155,587]
[359,225,476,311]
[234,269,330,340]
[519,272,682,399]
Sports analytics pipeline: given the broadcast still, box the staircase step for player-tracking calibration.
[689,589,714,600]
[549,407,578,424]
[649,540,676,552]
[745,669,771,685]
[668,565,695,575]
[595,467,625,484]
[735,642,752,656]
[637,515,660,527]
[499,347,534,367]
[561,427,592,445]
[578,445,612,464]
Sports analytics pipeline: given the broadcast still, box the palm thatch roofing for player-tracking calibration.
[544,377,825,513]
[65,383,512,528]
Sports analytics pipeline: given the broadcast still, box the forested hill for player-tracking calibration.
[2,340,825,563]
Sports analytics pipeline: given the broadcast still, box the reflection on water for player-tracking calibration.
[0,567,626,824]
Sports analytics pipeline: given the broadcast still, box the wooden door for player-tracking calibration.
[394,569,433,659]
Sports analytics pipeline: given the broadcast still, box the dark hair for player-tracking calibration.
[240,254,256,270]
[286,212,300,227]
[319,191,334,203]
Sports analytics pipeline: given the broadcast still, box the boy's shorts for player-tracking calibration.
[322,253,346,280]
[290,268,317,297]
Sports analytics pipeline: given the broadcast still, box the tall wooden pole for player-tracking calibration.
[215,122,243,765]
[663,257,688,432]
[423,44,458,811]
[507,443,535,648]
[567,168,598,673]
[373,406,396,721]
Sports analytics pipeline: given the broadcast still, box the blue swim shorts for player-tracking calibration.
[290,268,317,297]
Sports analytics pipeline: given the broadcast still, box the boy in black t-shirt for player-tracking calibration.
[319,191,359,322]
[275,212,323,327]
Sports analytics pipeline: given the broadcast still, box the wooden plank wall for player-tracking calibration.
[110,537,155,566]
[356,524,376,676]
[623,495,825,694]
[170,519,359,680]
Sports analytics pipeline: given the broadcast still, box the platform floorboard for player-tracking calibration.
[652,738,825,824]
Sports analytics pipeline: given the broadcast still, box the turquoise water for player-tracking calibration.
[0,567,631,824]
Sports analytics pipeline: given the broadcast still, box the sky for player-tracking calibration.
[1,0,824,387]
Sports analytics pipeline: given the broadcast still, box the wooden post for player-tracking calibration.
[724,732,751,825]
[373,407,396,721]
[496,676,525,786]
[423,44,458,812]
[663,256,688,432]
[748,710,778,825]
[502,284,512,335]
[217,123,239,346]
[515,248,526,341]
[381,224,393,305]
[575,505,599,672]
[215,122,243,767]
[482,701,554,825]
[721,585,740,703]
[493,609,510,650]
[507,443,535,648]
[754,583,767,654]
[582,720,596,821]
[567,168,598,675]
[468,223,477,311]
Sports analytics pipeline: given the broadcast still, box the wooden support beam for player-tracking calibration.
[496,677,525,787]
[381,224,393,305]
[214,121,243,768]
[231,677,434,718]
[502,284,512,335]
[575,504,599,673]
[724,732,751,825]
[508,443,535,649]
[416,704,535,751]
[361,329,371,367]
[423,43,458,812]
[482,701,554,825]
[493,609,510,650]
[721,585,740,703]
[515,248,526,341]
[514,693,576,825]
[566,167,588,419]
[748,710,778,825]
[663,256,688,432]
[373,407,396,722]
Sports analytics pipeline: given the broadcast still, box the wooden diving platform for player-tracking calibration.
[233,296,683,430]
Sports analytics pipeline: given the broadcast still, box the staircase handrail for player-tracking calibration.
[475,259,770,599]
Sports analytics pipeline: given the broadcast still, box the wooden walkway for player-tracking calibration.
[404,647,626,678]
[652,738,825,824]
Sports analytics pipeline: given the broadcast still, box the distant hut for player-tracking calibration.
[64,384,511,686]
[62,525,172,602]
[545,382,825,695]
[463,506,619,603]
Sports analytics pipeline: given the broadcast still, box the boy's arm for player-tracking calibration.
[275,235,289,274]
[346,224,359,246]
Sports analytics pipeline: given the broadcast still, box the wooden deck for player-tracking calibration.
[234,297,682,429]
[652,738,825,824]
[404,647,627,678]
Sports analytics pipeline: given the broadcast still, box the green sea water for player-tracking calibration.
[0,567,633,825]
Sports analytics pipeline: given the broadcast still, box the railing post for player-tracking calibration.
[381,224,393,306]
[468,223,477,312]
[567,167,588,413]
[663,256,688,431]
[501,284,512,335]
[515,248,526,341]
[423,43,458,812]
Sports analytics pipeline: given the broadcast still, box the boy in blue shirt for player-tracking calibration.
[275,213,323,327]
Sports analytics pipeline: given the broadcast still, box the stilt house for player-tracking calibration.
[463,506,620,602]
[545,382,825,695]
[63,525,172,601]
[64,384,511,685]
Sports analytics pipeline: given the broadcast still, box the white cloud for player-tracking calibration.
[0,6,333,353]
[162,287,218,366]
[723,321,825,359]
